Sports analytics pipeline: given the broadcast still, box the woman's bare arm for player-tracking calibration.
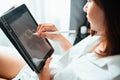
[0,46,26,79]
[36,23,73,51]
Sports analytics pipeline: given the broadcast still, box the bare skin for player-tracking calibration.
[0,48,26,79]
[36,23,72,52]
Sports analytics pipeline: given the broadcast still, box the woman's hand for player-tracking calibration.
[36,23,61,41]
[37,58,52,80]
[36,23,73,51]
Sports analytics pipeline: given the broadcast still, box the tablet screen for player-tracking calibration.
[1,4,54,73]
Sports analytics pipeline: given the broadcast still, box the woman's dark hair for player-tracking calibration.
[94,0,120,56]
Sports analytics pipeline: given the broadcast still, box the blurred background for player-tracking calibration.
[0,0,89,48]
[0,0,71,47]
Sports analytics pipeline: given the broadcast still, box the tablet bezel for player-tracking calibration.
[0,4,54,73]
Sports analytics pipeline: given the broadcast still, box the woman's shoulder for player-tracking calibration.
[71,35,101,54]
[75,35,102,46]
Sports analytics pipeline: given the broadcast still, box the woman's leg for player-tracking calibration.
[0,46,26,79]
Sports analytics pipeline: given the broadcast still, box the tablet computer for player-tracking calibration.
[0,4,54,73]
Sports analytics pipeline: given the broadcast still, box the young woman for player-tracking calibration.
[0,0,120,80]
[37,0,120,80]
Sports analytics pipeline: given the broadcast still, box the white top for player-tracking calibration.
[13,35,120,80]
